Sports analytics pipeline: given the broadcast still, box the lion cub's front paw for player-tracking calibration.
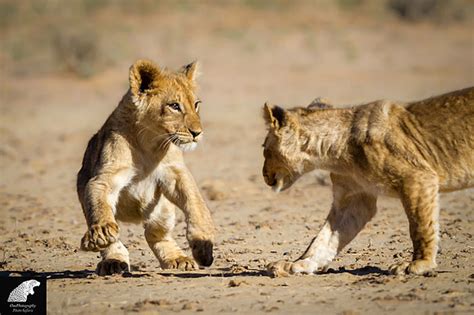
[389,260,437,276]
[266,259,316,277]
[96,258,129,276]
[161,256,198,271]
[81,222,119,252]
[189,239,214,267]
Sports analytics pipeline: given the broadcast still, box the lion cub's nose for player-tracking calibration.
[263,172,276,187]
[189,129,202,139]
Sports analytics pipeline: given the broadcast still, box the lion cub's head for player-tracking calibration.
[262,99,333,192]
[129,59,202,151]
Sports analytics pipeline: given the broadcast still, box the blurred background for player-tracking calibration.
[1,1,473,313]
[2,0,473,84]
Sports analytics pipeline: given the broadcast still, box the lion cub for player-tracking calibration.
[262,87,473,276]
[77,59,215,275]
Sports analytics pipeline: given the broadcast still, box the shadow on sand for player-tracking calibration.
[323,265,389,276]
[0,269,150,279]
[0,265,391,280]
[156,265,389,279]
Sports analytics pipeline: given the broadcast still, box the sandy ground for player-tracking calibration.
[1,3,474,314]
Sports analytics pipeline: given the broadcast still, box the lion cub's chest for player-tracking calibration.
[127,174,159,205]
[115,167,162,222]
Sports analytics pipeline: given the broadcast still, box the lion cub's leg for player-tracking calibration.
[158,165,215,267]
[144,196,198,271]
[80,168,134,252]
[268,174,377,276]
[390,173,439,275]
[96,240,130,276]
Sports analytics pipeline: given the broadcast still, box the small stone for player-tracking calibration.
[182,302,194,310]
[228,279,247,287]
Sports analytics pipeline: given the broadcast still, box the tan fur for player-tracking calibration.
[262,87,474,276]
[77,59,215,275]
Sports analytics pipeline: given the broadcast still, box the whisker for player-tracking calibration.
[158,136,172,150]
[135,126,183,150]
[138,126,176,139]
[283,164,296,180]
[158,134,178,150]
[135,126,195,151]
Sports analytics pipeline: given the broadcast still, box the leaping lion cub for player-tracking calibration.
[77,59,216,275]
[262,87,473,276]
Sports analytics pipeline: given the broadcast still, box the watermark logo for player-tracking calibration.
[0,277,46,315]
[7,280,41,303]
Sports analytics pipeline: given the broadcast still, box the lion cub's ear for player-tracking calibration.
[180,61,199,81]
[307,97,333,110]
[263,103,287,129]
[129,59,161,96]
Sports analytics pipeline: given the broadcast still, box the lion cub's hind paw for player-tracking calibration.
[96,258,130,276]
[266,259,316,277]
[161,256,198,271]
[81,222,119,252]
[389,260,436,276]
[266,260,293,277]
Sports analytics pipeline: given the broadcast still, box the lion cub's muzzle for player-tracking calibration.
[189,240,214,267]
[262,167,276,187]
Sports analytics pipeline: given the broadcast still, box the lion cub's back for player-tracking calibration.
[78,133,100,187]
[76,130,111,206]
[406,87,474,133]
[406,87,474,190]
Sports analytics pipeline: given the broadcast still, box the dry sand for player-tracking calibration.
[1,2,473,314]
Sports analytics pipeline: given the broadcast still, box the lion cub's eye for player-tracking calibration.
[168,103,181,112]
[194,100,201,112]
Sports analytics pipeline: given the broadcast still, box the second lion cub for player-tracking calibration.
[262,87,473,276]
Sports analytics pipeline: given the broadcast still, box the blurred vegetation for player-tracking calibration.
[0,0,166,78]
[337,0,365,10]
[0,0,472,79]
[388,0,469,22]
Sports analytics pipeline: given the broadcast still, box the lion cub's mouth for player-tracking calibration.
[173,137,199,152]
[177,142,198,152]
[272,176,291,193]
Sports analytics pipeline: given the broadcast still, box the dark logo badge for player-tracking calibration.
[0,277,46,315]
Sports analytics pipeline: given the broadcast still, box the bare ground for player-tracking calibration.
[1,2,473,314]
